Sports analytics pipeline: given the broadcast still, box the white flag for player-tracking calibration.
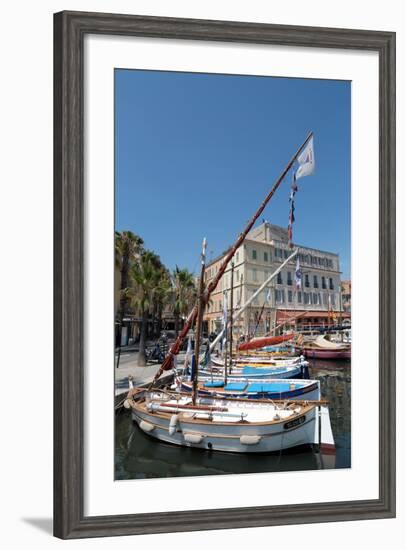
[295,257,302,290]
[186,335,192,357]
[266,288,272,303]
[295,136,315,180]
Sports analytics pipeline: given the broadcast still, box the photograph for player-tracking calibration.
[114,68,351,480]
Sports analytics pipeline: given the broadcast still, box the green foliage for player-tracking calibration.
[115,232,197,324]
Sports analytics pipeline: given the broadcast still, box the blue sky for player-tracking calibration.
[115,69,351,279]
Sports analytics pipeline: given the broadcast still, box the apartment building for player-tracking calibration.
[203,222,349,336]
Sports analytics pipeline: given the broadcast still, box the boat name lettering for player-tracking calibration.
[284,415,306,430]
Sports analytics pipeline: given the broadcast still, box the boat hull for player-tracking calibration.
[298,348,351,360]
[131,402,317,454]
[198,364,304,379]
[211,356,301,368]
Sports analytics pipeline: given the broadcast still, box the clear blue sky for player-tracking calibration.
[115,69,351,279]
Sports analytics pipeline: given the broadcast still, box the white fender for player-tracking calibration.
[183,433,204,444]
[169,414,179,435]
[139,420,155,433]
[240,435,261,445]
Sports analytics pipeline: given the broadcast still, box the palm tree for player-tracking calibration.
[152,269,172,338]
[114,231,144,344]
[128,250,167,366]
[172,267,197,335]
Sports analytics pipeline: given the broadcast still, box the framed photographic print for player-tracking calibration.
[54,11,396,539]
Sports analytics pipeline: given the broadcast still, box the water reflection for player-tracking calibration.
[115,359,351,480]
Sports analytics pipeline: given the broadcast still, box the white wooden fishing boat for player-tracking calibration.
[128,390,319,454]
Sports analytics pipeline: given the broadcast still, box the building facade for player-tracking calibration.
[203,222,349,337]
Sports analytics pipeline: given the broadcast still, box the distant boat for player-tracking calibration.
[296,335,351,360]
[299,348,351,360]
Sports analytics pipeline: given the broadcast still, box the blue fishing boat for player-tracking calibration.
[197,361,307,379]
[180,377,320,401]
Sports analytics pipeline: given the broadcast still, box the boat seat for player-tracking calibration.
[247,383,298,394]
[224,382,248,392]
[203,380,224,388]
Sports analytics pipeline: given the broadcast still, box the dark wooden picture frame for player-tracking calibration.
[54,10,396,539]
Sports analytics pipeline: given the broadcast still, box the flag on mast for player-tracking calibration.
[295,136,315,180]
[266,287,272,303]
[295,257,302,290]
[288,135,315,247]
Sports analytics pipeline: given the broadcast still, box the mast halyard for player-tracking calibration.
[192,238,207,405]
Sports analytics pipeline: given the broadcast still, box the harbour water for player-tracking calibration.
[115,359,351,480]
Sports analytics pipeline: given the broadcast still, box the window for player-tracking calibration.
[252,249,257,260]
[297,291,302,303]
[313,275,318,288]
[287,271,292,286]
[329,277,334,290]
[323,293,328,306]
[252,268,257,282]
[322,276,326,289]
[277,272,283,285]
[284,249,288,259]
[331,294,336,307]
[313,293,319,305]
[288,290,293,303]
[304,292,312,305]
[275,289,285,304]
[236,252,239,263]
[305,274,310,288]
[264,252,268,262]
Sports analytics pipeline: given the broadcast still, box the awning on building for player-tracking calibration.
[276,310,351,323]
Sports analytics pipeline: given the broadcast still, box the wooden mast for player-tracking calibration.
[223,291,228,385]
[150,132,314,384]
[229,261,234,375]
[192,238,207,405]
